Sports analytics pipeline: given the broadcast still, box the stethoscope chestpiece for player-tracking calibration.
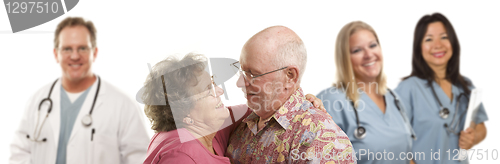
[439,107,450,119]
[81,114,93,127]
[354,126,367,139]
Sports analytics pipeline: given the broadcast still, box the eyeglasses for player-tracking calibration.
[58,46,92,55]
[230,61,288,84]
[193,75,218,102]
[160,75,218,106]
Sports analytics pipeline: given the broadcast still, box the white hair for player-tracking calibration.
[273,39,307,83]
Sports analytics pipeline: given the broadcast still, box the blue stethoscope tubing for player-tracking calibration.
[27,76,101,142]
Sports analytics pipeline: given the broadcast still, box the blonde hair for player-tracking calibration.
[334,21,387,107]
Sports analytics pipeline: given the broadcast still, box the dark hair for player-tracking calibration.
[54,17,97,48]
[404,13,470,94]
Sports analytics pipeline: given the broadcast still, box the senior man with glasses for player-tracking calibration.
[10,17,150,164]
[226,26,356,163]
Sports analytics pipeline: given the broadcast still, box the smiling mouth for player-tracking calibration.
[432,51,446,58]
[363,61,375,67]
[69,64,82,68]
[215,100,224,109]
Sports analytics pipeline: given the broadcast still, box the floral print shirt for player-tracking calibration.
[226,88,356,164]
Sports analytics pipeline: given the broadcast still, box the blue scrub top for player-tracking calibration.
[317,87,413,164]
[395,76,488,164]
[56,85,92,164]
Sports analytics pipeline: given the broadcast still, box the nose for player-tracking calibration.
[364,48,375,59]
[70,49,80,60]
[236,73,248,87]
[215,85,224,97]
[433,39,443,49]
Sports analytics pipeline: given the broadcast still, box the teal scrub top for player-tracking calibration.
[395,76,488,164]
[317,87,413,164]
[56,85,92,164]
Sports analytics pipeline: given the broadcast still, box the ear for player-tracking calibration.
[53,48,60,63]
[284,66,299,89]
[92,47,98,62]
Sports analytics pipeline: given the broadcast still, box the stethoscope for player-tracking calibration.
[429,84,469,135]
[352,89,417,140]
[26,76,101,142]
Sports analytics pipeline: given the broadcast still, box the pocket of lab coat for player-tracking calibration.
[89,138,94,164]
[29,129,55,164]
[32,142,48,164]
[92,133,120,163]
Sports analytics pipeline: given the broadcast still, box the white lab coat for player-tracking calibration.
[10,77,150,164]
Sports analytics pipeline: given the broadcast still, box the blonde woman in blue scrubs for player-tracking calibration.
[395,13,487,164]
[317,21,415,164]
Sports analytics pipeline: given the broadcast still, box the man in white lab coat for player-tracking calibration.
[9,17,150,164]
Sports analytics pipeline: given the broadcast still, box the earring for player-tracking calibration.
[183,117,194,125]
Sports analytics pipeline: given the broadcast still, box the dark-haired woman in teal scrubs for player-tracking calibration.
[395,13,488,164]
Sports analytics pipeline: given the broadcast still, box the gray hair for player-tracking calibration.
[142,53,208,132]
[273,39,307,83]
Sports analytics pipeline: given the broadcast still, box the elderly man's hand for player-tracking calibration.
[305,94,331,118]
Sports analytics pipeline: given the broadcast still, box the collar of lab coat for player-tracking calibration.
[48,75,106,147]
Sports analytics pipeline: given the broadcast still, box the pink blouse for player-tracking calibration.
[144,104,251,164]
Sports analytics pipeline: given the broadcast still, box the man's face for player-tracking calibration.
[237,45,286,118]
[54,26,97,82]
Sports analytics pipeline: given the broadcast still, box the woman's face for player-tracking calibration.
[421,21,453,69]
[349,29,383,82]
[189,70,229,129]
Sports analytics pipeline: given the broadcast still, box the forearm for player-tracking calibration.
[474,123,487,145]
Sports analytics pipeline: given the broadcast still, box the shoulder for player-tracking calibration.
[316,87,350,114]
[395,76,426,92]
[296,105,344,135]
[461,76,475,87]
[294,110,352,155]
[99,78,141,108]
[316,87,347,101]
[100,79,131,100]
[397,76,424,87]
[32,80,60,99]
[23,80,59,113]
[454,75,479,92]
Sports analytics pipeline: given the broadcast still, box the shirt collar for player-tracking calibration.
[243,88,308,130]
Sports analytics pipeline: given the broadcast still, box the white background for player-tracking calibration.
[0,0,498,163]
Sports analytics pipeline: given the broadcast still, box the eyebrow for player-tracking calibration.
[244,67,258,75]
[425,32,447,37]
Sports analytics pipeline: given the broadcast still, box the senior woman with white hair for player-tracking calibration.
[141,53,326,164]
